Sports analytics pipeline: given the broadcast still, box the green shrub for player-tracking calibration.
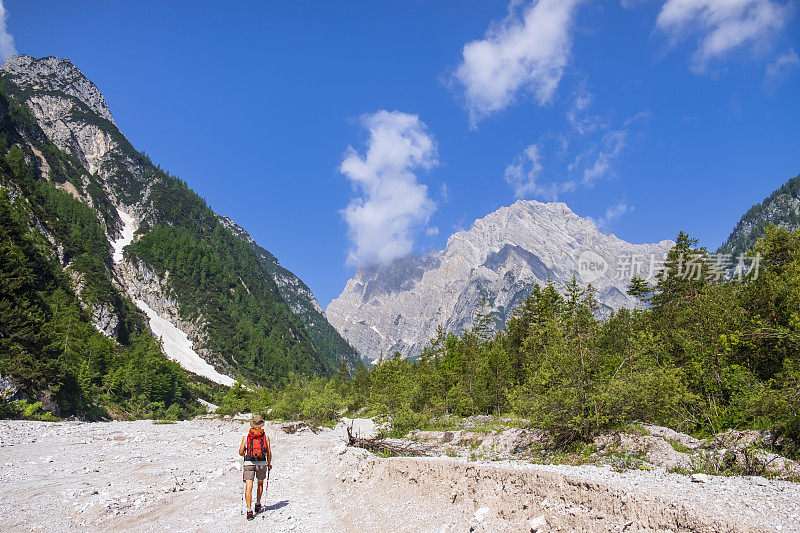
[300,386,344,426]
[378,407,429,438]
[215,382,254,416]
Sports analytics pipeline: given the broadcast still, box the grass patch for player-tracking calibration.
[668,448,800,482]
[609,451,649,472]
[526,442,600,467]
[667,438,693,454]
[625,423,651,436]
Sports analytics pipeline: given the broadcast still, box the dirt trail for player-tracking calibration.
[1,419,798,532]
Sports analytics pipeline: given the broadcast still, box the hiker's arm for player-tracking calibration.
[267,437,272,469]
[238,435,246,457]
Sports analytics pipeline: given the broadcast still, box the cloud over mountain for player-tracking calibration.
[340,110,438,267]
[0,0,17,63]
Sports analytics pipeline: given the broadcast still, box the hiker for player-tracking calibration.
[239,414,272,521]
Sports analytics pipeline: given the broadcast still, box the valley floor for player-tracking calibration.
[0,418,798,532]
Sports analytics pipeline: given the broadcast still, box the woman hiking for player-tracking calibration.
[239,414,272,521]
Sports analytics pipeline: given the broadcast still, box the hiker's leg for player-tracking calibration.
[244,479,253,509]
[256,479,263,503]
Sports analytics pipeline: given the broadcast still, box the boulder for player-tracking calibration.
[530,515,546,532]
[476,428,547,457]
[713,429,774,450]
[642,424,703,450]
[594,433,692,470]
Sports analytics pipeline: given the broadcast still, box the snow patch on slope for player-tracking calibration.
[111,210,137,264]
[197,399,218,413]
[134,299,235,387]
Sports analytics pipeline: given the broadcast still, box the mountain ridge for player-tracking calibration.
[718,173,800,258]
[0,54,359,390]
[327,199,674,361]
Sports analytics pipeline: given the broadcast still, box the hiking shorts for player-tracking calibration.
[243,465,267,481]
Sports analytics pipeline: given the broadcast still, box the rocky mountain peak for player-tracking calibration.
[2,55,115,125]
[447,199,594,251]
[0,54,361,384]
[328,200,673,361]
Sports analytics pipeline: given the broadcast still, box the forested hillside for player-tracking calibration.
[0,56,357,400]
[0,89,195,419]
[0,55,362,420]
[218,216,362,372]
[719,173,800,257]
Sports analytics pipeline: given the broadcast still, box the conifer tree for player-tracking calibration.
[627,275,651,301]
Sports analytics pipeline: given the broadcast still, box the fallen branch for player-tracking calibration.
[346,422,433,457]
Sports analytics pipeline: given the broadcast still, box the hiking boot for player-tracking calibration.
[246,510,254,521]
[254,503,262,513]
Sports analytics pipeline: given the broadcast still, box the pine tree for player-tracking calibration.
[627,275,652,301]
[336,362,350,380]
[651,231,708,312]
[472,297,494,342]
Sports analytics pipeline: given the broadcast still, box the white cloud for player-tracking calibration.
[583,129,627,185]
[453,214,469,233]
[656,0,793,72]
[454,0,583,125]
[0,0,17,63]
[505,144,545,198]
[623,109,652,127]
[567,90,604,134]
[589,199,632,230]
[340,110,437,267]
[765,48,800,82]
[583,154,611,184]
[504,143,576,200]
[574,91,593,111]
[506,109,648,201]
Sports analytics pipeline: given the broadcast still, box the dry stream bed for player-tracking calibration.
[1,418,798,532]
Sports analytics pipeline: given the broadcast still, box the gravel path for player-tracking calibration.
[1,419,798,532]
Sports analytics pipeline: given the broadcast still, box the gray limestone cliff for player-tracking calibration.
[327,200,673,361]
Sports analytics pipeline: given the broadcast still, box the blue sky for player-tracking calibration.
[3,0,799,306]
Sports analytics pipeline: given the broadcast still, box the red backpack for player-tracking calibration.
[246,429,268,461]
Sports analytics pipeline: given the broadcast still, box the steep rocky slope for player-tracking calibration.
[718,173,800,257]
[327,200,673,361]
[0,55,356,385]
[0,93,198,417]
[219,216,360,369]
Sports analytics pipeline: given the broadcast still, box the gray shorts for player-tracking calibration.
[243,465,267,481]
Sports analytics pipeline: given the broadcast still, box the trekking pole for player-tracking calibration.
[262,469,270,520]
[241,456,247,517]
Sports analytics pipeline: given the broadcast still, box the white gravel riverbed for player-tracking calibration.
[0,418,797,532]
